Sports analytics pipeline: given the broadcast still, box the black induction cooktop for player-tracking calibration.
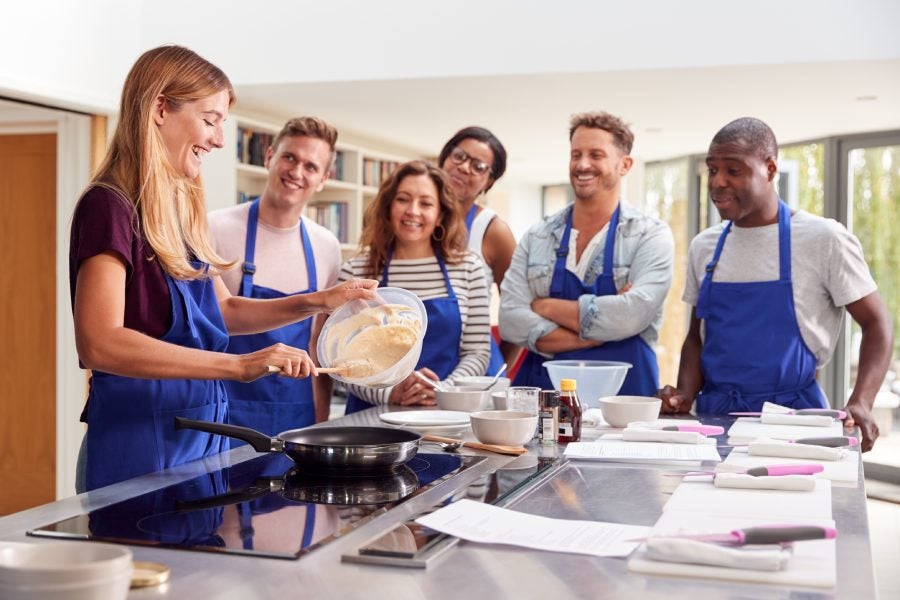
[29,452,484,560]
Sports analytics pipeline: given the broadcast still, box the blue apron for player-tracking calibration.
[85,262,229,491]
[512,205,659,395]
[223,199,318,442]
[344,251,463,413]
[695,201,825,414]
[465,204,504,376]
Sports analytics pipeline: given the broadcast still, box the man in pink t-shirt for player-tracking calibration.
[209,117,342,436]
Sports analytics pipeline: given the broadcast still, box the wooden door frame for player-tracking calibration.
[0,105,91,499]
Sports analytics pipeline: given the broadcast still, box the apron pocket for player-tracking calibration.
[154,395,228,470]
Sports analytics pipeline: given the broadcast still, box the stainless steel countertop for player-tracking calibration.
[0,409,874,599]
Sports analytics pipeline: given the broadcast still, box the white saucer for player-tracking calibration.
[379,410,470,427]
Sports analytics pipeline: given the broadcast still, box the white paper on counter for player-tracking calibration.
[414,499,650,558]
[565,440,722,463]
[722,447,860,487]
[727,417,842,443]
[663,477,832,521]
[628,510,836,588]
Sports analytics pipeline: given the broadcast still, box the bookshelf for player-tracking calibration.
[202,115,412,259]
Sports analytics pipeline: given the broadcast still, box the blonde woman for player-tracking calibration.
[70,46,375,491]
[339,161,491,411]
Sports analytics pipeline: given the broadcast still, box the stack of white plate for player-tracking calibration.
[379,410,471,435]
[0,541,133,600]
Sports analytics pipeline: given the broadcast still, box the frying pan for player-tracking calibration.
[174,417,421,473]
[176,465,420,508]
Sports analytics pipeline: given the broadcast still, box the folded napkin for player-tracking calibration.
[748,440,843,461]
[712,473,816,491]
[582,408,609,429]
[760,401,794,414]
[760,413,833,427]
[623,428,705,445]
[644,537,792,571]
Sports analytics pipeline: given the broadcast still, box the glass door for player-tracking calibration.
[844,139,900,475]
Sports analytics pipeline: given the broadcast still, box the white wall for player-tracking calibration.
[0,1,141,113]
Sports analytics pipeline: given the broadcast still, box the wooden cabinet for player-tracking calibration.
[202,115,411,258]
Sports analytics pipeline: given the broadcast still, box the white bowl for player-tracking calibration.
[435,388,490,412]
[0,570,132,600]
[491,391,508,410]
[0,542,132,586]
[543,360,632,406]
[598,395,662,428]
[317,287,427,389]
[451,376,510,392]
[469,410,538,446]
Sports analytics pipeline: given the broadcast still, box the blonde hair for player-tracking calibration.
[89,45,236,279]
[358,161,466,278]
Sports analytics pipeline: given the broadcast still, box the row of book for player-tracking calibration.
[329,151,346,182]
[362,158,400,188]
[237,128,273,167]
[307,201,349,243]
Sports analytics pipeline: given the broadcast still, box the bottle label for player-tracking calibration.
[540,415,555,441]
[559,424,573,436]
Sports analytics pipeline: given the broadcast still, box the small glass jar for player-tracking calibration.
[539,390,559,445]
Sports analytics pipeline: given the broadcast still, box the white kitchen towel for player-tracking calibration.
[623,428,705,445]
[712,473,816,491]
[760,413,834,428]
[581,408,609,429]
[643,537,792,571]
[760,401,794,414]
[748,440,843,461]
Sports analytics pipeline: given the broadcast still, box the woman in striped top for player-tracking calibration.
[339,161,492,410]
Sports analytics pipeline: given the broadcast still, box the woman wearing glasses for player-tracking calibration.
[438,127,520,374]
[339,161,491,411]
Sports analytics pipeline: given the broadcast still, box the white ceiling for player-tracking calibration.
[4,1,899,187]
[233,59,900,184]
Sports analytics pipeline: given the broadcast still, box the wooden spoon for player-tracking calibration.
[423,434,527,456]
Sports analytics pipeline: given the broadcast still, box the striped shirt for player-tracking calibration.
[338,251,491,406]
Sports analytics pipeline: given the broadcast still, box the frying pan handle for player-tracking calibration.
[174,417,282,453]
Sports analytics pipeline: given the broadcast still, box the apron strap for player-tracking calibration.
[237,502,254,550]
[549,204,620,298]
[696,199,791,318]
[382,249,456,300]
[241,199,319,296]
[240,199,261,297]
[549,206,575,298]
[299,219,318,293]
[696,220,733,319]
[777,200,792,282]
[464,203,478,233]
[300,504,317,550]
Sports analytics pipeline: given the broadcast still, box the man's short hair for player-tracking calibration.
[569,111,634,155]
[711,117,778,160]
[271,116,338,157]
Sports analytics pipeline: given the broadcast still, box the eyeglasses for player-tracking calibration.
[448,147,492,176]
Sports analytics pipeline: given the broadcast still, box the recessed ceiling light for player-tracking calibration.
[855,95,878,102]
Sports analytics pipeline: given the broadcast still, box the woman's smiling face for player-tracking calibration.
[156,89,230,180]
[389,174,442,252]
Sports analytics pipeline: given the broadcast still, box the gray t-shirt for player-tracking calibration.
[683,210,877,367]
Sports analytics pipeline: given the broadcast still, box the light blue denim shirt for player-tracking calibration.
[499,201,674,357]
